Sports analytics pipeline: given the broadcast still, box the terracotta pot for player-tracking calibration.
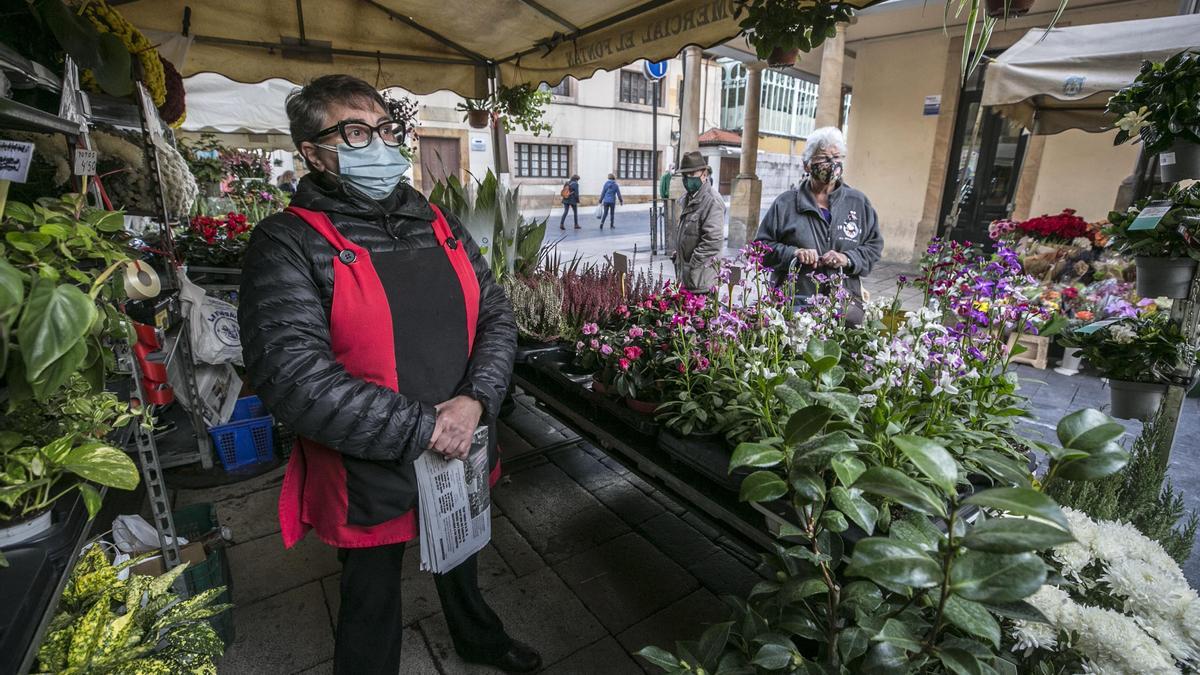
[624,398,661,415]
[767,47,799,67]
[985,0,1034,18]
[466,110,490,129]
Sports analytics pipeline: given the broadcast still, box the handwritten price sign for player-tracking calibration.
[0,140,35,183]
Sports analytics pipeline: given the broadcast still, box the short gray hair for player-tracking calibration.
[801,126,848,165]
[285,74,387,150]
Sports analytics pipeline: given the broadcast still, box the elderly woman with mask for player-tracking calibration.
[754,127,882,321]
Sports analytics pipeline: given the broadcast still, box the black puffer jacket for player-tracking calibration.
[238,175,516,464]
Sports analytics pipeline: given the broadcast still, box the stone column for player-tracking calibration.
[680,45,703,153]
[728,62,764,250]
[813,26,845,129]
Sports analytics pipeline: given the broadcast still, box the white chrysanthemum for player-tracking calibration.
[1102,556,1200,667]
[1026,585,1179,674]
[1108,323,1138,345]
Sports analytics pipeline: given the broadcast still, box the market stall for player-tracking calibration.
[982,14,1200,454]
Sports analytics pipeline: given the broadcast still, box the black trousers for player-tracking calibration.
[559,203,578,226]
[334,543,511,675]
[599,203,615,227]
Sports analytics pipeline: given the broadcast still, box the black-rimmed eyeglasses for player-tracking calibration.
[308,120,406,149]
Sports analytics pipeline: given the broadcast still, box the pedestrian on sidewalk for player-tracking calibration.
[238,74,540,675]
[559,173,580,230]
[599,172,623,229]
[753,126,883,325]
[671,151,725,294]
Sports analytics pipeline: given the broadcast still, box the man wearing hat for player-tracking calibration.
[671,151,726,293]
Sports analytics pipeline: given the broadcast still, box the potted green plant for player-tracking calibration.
[734,0,854,67]
[36,545,231,672]
[1105,182,1200,299]
[1060,313,1196,420]
[456,97,492,129]
[1108,50,1200,183]
[948,0,1069,80]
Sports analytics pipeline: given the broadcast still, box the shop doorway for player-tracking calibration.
[719,157,738,196]
[939,61,1029,246]
[419,137,462,194]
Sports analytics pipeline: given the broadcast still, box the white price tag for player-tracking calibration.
[0,140,35,183]
[1159,151,1177,167]
[74,149,98,177]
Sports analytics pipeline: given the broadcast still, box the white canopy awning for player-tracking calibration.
[981,14,1200,135]
[120,0,884,98]
[182,73,295,136]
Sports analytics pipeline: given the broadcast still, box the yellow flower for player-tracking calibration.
[76,0,166,106]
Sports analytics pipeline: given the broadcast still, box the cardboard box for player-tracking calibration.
[130,542,207,577]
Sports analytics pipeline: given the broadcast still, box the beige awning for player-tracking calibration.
[981,13,1200,135]
[119,0,882,98]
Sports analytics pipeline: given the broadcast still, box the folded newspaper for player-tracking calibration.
[415,426,492,574]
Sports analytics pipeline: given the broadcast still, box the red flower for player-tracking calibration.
[624,346,642,361]
[619,358,631,371]
[1062,286,1079,300]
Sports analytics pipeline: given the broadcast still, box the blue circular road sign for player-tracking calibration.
[644,60,669,80]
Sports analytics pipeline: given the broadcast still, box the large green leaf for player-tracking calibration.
[961,518,1075,553]
[695,622,733,671]
[872,619,922,652]
[853,467,947,518]
[1056,445,1130,481]
[790,467,826,504]
[847,538,941,591]
[751,642,795,670]
[892,435,958,493]
[830,486,878,535]
[0,258,24,320]
[831,454,866,487]
[805,339,841,373]
[740,471,788,503]
[30,337,88,399]
[6,231,52,253]
[77,483,103,519]
[17,279,96,382]
[810,391,860,420]
[784,404,834,445]
[63,442,140,491]
[1056,408,1124,451]
[938,648,984,675]
[940,594,1001,647]
[964,487,1069,530]
[636,647,680,670]
[950,551,1046,603]
[792,431,857,468]
[730,442,784,471]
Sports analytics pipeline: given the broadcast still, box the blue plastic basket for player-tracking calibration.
[209,396,275,471]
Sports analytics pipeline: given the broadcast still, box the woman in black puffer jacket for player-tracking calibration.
[238,74,537,675]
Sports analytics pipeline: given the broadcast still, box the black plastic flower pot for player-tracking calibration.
[1135,256,1197,299]
[1159,140,1200,183]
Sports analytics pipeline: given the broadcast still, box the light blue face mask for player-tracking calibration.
[317,138,411,200]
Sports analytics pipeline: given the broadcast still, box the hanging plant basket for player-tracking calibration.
[0,510,55,550]
[767,47,799,67]
[1159,140,1200,183]
[1135,256,1197,299]
[1108,379,1167,420]
[985,0,1035,18]
[466,110,490,129]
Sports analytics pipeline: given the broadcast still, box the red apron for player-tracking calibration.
[277,204,499,549]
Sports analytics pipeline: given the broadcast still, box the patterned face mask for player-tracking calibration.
[810,160,844,185]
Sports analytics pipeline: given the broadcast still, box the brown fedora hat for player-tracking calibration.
[675,150,707,175]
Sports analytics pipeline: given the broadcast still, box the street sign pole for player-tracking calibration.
[645,60,668,257]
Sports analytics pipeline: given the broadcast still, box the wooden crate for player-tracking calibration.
[1007,333,1051,370]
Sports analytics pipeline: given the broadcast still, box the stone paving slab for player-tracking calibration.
[591,478,664,527]
[493,462,630,565]
[489,515,544,578]
[547,444,627,492]
[638,513,722,564]
[228,533,340,605]
[293,626,440,675]
[219,581,333,674]
[541,636,644,675]
[420,566,608,672]
[212,485,281,544]
[553,532,699,634]
[687,548,764,599]
[615,588,730,673]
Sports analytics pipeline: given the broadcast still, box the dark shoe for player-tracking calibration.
[559,223,565,230]
[573,225,581,229]
[465,641,541,673]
